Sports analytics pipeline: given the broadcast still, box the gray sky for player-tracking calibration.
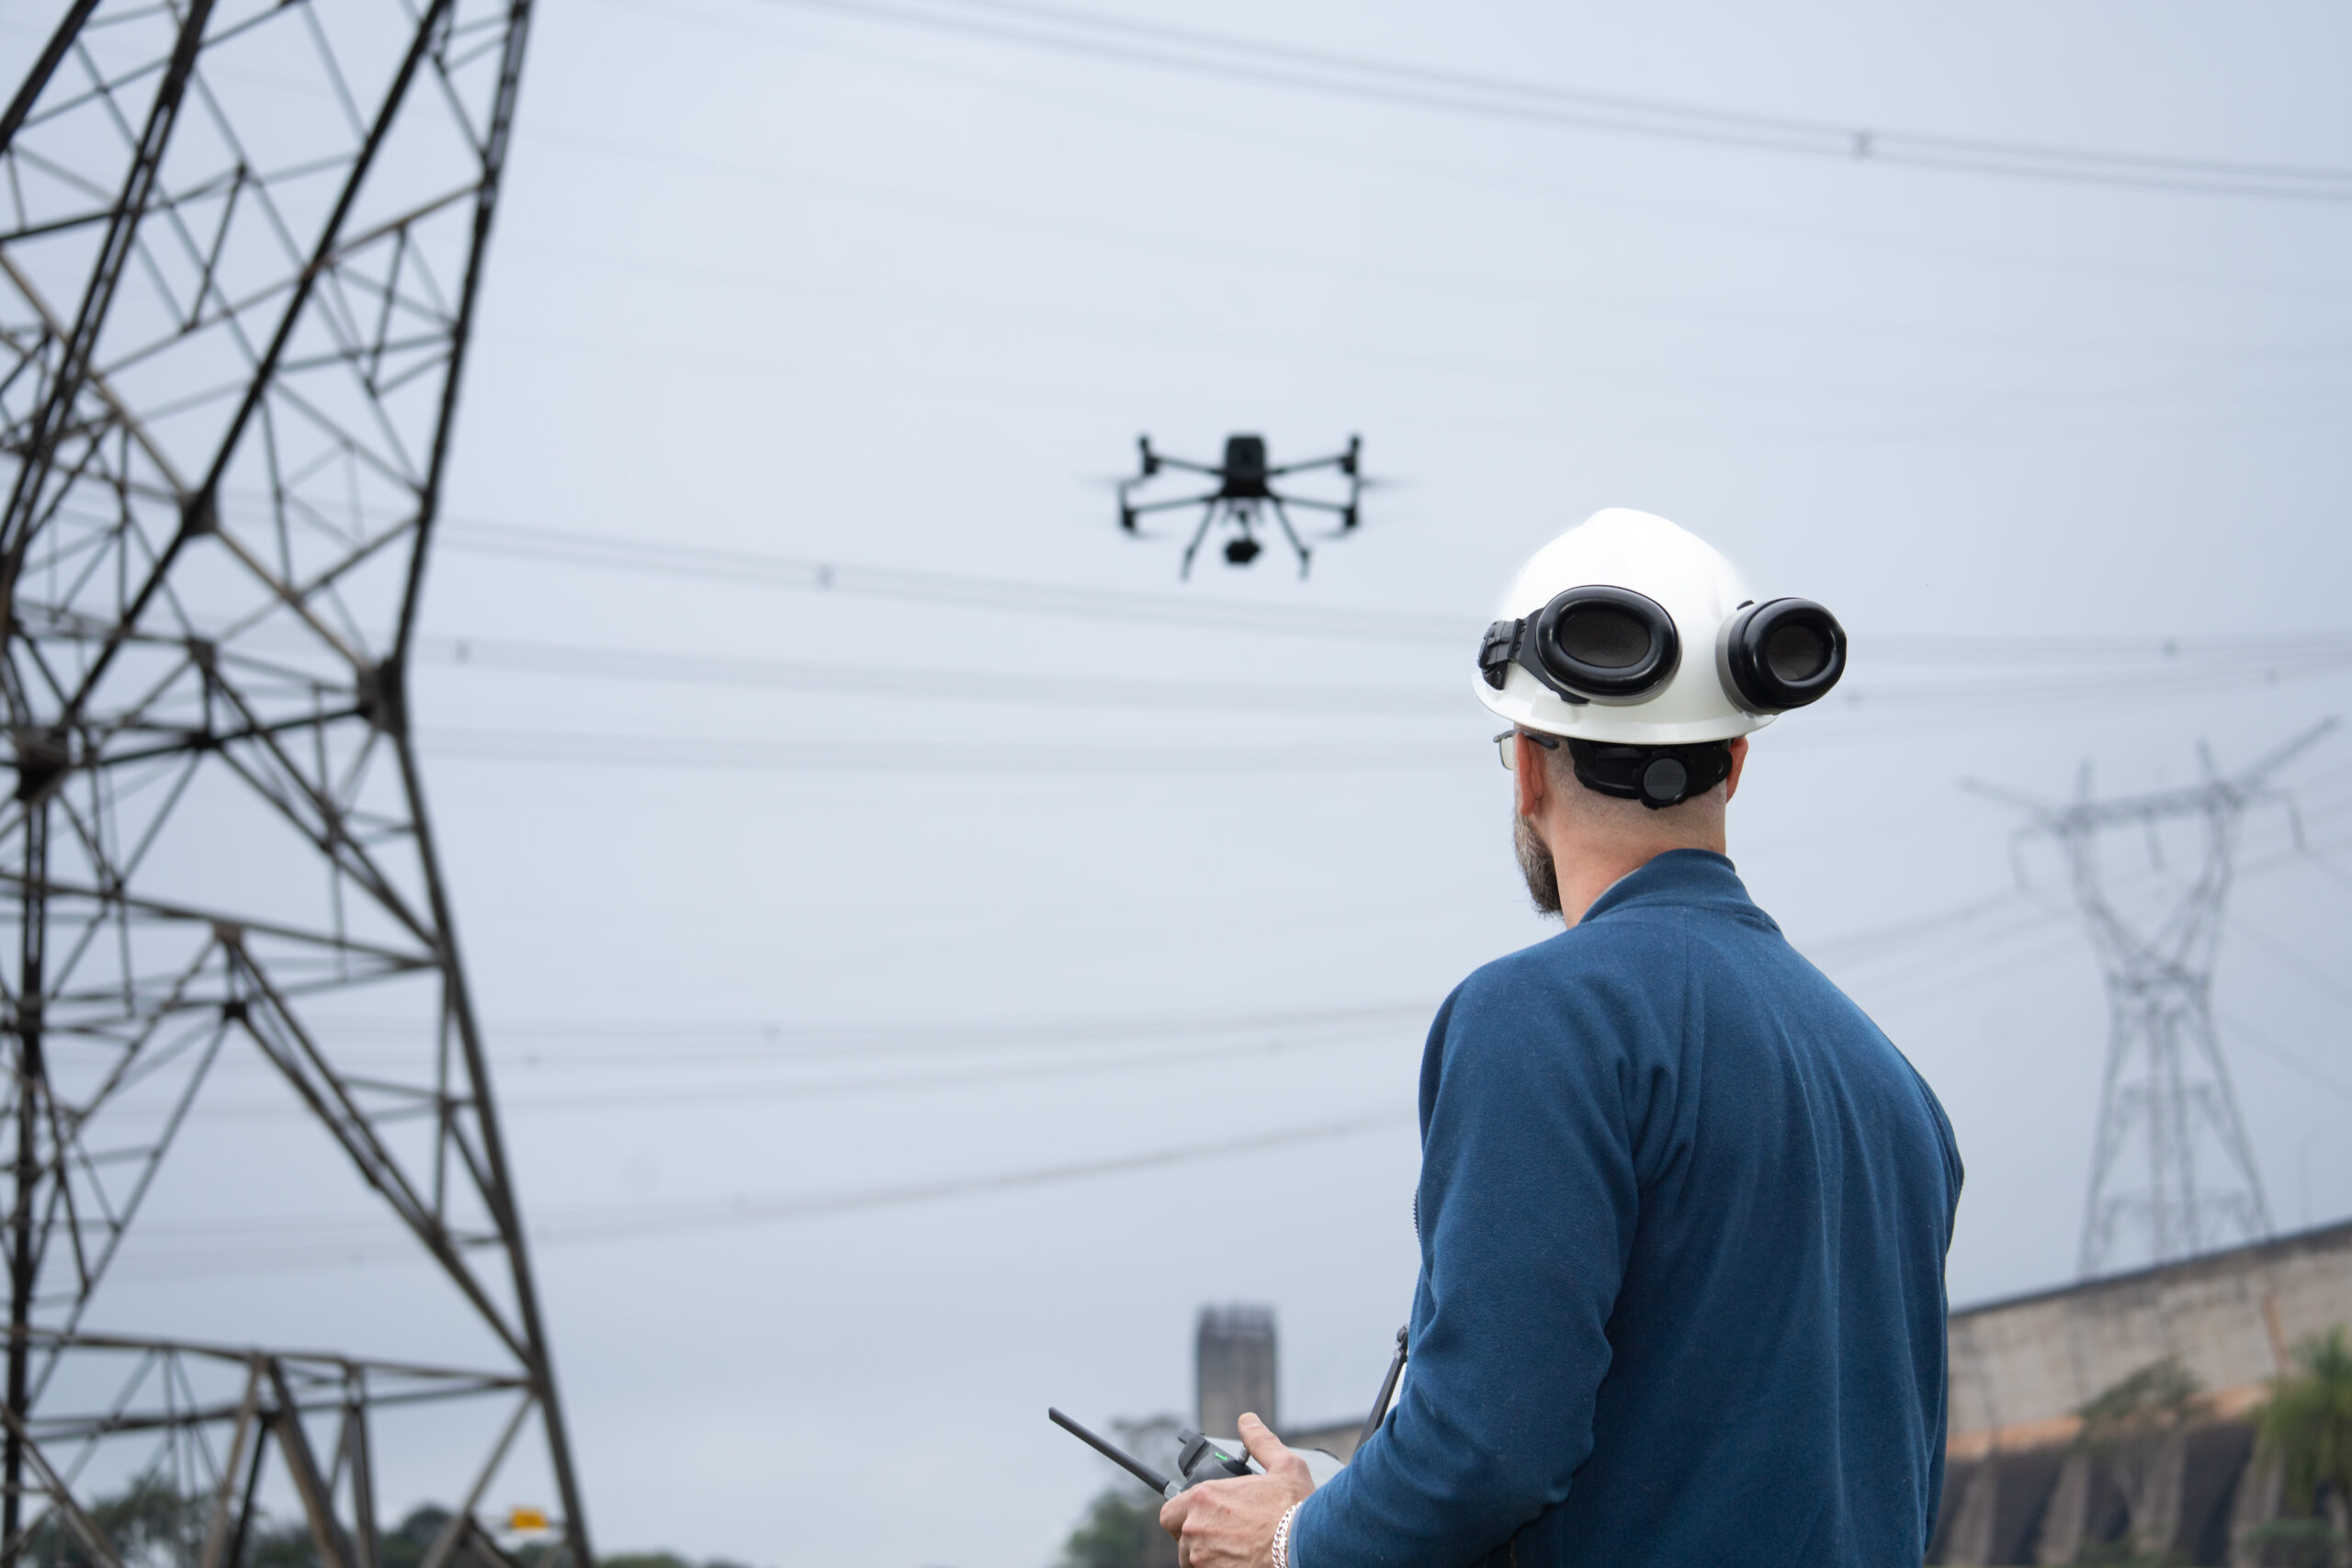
[31,1,2352,1564]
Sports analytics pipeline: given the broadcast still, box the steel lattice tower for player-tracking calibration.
[0,6,588,1568]
[1984,724,2328,1279]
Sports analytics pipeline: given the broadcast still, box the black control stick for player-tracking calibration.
[1048,1408,1255,1499]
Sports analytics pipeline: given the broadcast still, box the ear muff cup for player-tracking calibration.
[1522,585,1680,705]
[1718,597,1847,714]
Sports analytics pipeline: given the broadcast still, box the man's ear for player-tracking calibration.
[1515,732,1551,818]
[1723,736,1750,804]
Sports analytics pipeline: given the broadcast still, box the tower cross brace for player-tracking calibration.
[1,5,588,1567]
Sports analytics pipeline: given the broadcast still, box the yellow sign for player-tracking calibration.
[507,1509,550,1533]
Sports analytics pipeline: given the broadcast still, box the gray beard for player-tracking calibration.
[1514,811,1561,917]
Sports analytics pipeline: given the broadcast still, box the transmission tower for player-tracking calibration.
[1,6,588,1568]
[1980,723,2329,1279]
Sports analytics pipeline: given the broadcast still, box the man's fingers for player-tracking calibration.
[1237,1412,1288,1461]
[1237,1412,1311,1481]
[1158,1490,1192,1539]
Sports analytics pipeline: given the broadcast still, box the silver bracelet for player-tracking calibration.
[1272,1501,1302,1568]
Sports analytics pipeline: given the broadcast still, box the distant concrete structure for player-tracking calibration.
[1934,1218,2352,1565]
[1201,1223,2349,1562]
[1198,1304,1279,1436]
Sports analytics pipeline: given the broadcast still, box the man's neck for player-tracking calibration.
[1555,836,1722,926]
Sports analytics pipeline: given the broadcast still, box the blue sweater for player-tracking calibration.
[1293,850,1961,1568]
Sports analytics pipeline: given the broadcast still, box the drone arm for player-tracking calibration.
[1146,455,1223,476]
[1125,491,1223,516]
[1264,437,1362,479]
[1272,491,1361,536]
[1261,454,1346,479]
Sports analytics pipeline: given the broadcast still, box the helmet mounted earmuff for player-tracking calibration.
[1477,512,1848,808]
[1481,585,1681,705]
[1717,597,1847,714]
[1482,592,1844,721]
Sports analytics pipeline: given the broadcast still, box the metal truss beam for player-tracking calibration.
[0,6,584,1566]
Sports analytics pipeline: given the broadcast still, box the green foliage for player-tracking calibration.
[2075,1357,2209,1452]
[2070,1357,2209,1564]
[25,1480,497,1568]
[2258,1325,2352,1517]
[29,1472,209,1568]
[1054,1488,1175,1568]
[2241,1517,2346,1568]
[23,1474,750,1568]
[379,1508,455,1568]
[2069,1542,2186,1567]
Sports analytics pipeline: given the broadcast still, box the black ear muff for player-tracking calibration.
[1521,585,1680,705]
[1717,597,1847,714]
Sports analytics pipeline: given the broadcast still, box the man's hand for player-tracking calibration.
[1158,1413,1315,1568]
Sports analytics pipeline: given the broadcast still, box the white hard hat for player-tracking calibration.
[1475,508,1846,746]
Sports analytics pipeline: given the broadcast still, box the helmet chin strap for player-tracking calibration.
[1565,738,1735,810]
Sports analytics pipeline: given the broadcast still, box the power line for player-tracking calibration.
[500,235,2352,409]
[414,629,2351,719]
[504,173,2352,366]
[1796,790,2352,998]
[582,0,2352,302]
[2214,1009,2352,1105]
[307,998,1435,1057]
[439,515,2352,669]
[749,0,2352,204]
[478,318,2352,451]
[111,1109,1416,1279]
[418,728,1472,773]
[438,517,1464,644]
[187,1025,1417,1119]
[2229,915,2352,1009]
[415,634,1464,716]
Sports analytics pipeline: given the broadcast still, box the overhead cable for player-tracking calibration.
[419,728,1469,773]
[194,1026,1417,1118]
[113,1109,1415,1278]
[416,634,1462,715]
[752,0,2352,205]
[441,516,2352,669]
[309,998,1434,1056]
[2215,1010,2352,1104]
[439,517,1464,645]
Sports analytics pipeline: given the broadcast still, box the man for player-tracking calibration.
[1161,510,1962,1567]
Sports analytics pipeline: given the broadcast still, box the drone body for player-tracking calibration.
[1118,433,1363,578]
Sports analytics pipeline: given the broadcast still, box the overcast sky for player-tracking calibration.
[18,2,2352,1564]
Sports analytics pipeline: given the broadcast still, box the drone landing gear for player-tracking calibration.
[1268,499,1310,579]
[1178,502,1312,579]
[1180,499,1217,581]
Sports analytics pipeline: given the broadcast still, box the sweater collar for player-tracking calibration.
[1578,848,1768,927]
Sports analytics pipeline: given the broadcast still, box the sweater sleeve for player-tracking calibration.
[1290,970,1645,1568]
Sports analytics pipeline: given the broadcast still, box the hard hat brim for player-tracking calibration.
[1475,669,1771,746]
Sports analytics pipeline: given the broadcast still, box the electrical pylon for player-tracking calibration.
[1,6,588,1568]
[1978,722,2330,1279]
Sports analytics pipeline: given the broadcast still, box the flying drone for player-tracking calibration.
[1116,433,1364,578]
